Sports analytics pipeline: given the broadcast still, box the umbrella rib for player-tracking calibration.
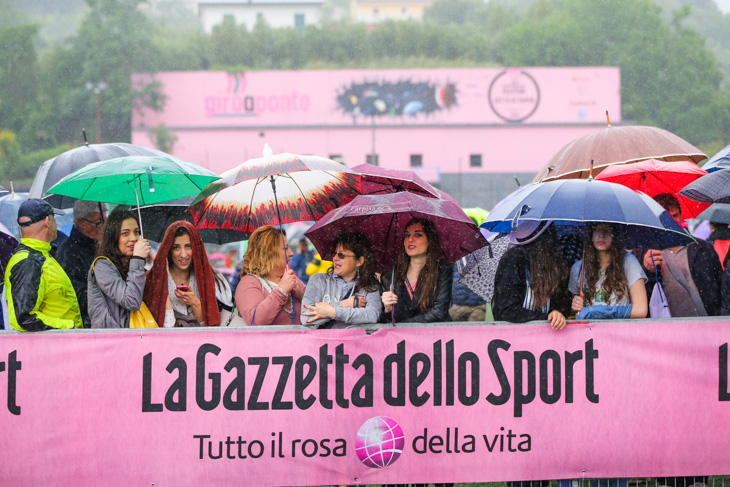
[284,174,319,219]
[319,169,362,192]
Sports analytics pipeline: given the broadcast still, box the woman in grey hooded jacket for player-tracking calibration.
[88,210,151,328]
[301,233,381,328]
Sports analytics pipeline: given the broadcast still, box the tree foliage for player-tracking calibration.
[2,0,730,183]
[495,0,730,144]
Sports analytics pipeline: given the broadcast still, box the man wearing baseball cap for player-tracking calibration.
[4,199,82,331]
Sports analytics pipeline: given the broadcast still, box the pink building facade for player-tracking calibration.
[131,68,621,207]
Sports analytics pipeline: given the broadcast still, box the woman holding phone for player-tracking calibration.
[144,221,233,327]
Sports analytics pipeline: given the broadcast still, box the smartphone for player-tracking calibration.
[176,285,190,292]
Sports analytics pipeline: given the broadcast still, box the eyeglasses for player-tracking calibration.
[333,252,356,260]
[83,218,105,228]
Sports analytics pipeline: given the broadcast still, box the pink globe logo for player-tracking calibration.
[355,416,405,468]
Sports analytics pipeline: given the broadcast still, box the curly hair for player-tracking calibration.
[524,224,568,309]
[583,223,628,305]
[97,210,139,280]
[394,218,442,314]
[240,225,287,278]
[328,233,379,293]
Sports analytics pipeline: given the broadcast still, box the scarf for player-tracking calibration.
[143,221,221,326]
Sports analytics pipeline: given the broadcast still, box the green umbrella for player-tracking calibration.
[47,155,220,238]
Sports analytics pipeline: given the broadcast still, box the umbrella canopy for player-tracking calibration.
[115,197,246,244]
[595,159,710,218]
[0,221,19,271]
[46,155,220,207]
[29,142,175,208]
[0,191,75,241]
[458,234,511,303]
[351,163,441,198]
[481,179,694,249]
[533,125,706,183]
[679,169,730,204]
[188,152,361,238]
[305,192,488,273]
[699,143,730,173]
[695,203,730,225]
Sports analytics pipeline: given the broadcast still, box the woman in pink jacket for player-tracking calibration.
[235,225,306,326]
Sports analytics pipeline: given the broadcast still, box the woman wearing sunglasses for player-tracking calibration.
[301,233,381,328]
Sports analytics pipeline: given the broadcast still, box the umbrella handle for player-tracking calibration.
[134,184,144,240]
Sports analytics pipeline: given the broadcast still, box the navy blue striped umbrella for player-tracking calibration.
[699,143,730,173]
[679,169,730,204]
[482,178,694,249]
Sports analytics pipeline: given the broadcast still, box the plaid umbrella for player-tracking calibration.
[679,169,730,204]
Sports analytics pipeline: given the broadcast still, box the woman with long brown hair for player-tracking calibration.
[492,220,571,327]
[88,210,151,328]
[235,225,306,326]
[570,223,647,319]
[301,232,381,328]
[380,218,452,323]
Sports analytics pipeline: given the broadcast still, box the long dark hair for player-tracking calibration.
[97,210,139,280]
[523,224,568,309]
[583,223,628,305]
[328,233,378,293]
[395,218,442,313]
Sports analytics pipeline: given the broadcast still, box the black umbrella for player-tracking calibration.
[30,140,174,208]
[116,197,247,244]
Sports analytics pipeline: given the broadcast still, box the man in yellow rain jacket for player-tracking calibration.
[4,199,82,331]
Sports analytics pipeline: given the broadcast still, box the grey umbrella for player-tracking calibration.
[695,203,730,224]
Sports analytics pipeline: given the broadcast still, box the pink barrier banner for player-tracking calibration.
[1,320,729,485]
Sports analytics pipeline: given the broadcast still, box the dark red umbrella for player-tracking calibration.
[305,192,488,273]
[351,163,442,198]
[188,151,361,239]
[595,159,709,218]
[533,125,706,183]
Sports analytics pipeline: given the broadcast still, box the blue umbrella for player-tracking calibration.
[0,191,75,241]
[699,143,730,173]
[678,169,730,204]
[481,178,694,249]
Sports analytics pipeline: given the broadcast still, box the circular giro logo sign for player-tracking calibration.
[488,68,540,123]
[355,416,405,468]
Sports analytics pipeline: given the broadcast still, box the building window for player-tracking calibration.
[410,154,423,167]
[329,154,345,164]
[366,154,379,166]
[256,12,263,21]
[373,7,379,15]
[294,13,305,31]
[470,154,482,167]
[223,14,234,23]
[401,7,408,15]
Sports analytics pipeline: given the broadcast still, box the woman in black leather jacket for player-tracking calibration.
[380,218,452,323]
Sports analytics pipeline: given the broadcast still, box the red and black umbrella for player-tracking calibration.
[188,151,361,241]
